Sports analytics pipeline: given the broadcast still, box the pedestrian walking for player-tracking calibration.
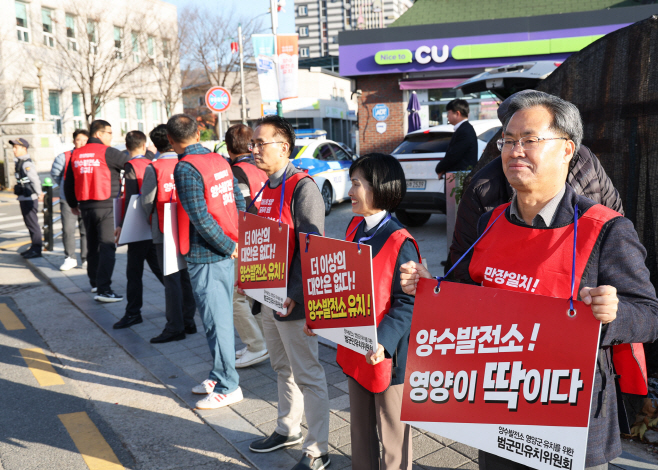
[12,138,42,259]
[51,129,89,271]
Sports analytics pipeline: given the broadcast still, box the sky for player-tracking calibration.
[162,0,296,34]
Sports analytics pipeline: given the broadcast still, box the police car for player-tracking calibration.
[290,129,358,215]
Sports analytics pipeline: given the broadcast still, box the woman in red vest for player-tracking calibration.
[307,153,420,469]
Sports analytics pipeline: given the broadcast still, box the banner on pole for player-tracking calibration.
[252,34,280,103]
[238,211,289,313]
[300,233,378,354]
[118,194,152,245]
[163,202,186,276]
[401,279,601,470]
[277,34,299,100]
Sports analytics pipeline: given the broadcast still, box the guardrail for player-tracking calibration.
[42,179,62,251]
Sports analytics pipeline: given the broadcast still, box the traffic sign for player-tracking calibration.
[205,87,232,113]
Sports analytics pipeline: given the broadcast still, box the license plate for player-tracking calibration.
[406,179,426,190]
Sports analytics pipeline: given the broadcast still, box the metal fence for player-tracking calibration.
[42,182,62,251]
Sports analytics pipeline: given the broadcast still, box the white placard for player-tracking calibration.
[118,195,152,245]
[163,202,187,275]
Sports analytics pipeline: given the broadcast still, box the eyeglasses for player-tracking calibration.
[248,141,285,151]
[497,136,568,152]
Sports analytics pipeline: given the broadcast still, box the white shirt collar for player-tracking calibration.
[364,210,387,231]
[453,119,468,131]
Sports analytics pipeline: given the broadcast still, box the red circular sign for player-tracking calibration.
[205,86,232,113]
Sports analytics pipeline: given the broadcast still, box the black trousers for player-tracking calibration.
[155,243,196,332]
[60,202,87,261]
[81,207,116,293]
[20,199,42,253]
[126,240,164,316]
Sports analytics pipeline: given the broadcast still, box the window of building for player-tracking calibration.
[299,26,308,37]
[93,96,102,119]
[162,39,170,67]
[321,0,327,17]
[42,8,54,47]
[49,91,62,134]
[65,14,77,51]
[132,32,140,63]
[23,88,36,121]
[72,92,83,129]
[135,99,144,131]
[321,22,328,38]
[152,100,161,125]
[87,20,98,54]
[300,47,309,58]
[147,36,155,59]
[114,26,123,59]
[298,5,308,16]
[119,97,129,135]
[16,1,29,42]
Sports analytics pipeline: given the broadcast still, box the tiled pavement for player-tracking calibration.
[27,245,480,470]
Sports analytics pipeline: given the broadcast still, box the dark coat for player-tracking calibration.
[435,120,478,174]
[447,145,624,282]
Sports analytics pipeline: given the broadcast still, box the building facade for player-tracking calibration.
[295,0,413,59]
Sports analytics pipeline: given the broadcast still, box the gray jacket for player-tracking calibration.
[50,151,69,201]
[15,154,42,201]
[141,151,178,244]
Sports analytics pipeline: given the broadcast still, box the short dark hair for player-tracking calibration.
[125,130,147,151]
[446,99,469,118]
[225,124,253,155]
[149,124,173,153]
[73,129,89,140]
[166,114,198,143]
[349,153,406,212]
[255,115,296,157]
[90,120,111,137]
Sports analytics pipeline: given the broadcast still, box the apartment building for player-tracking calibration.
[295,0,413,59]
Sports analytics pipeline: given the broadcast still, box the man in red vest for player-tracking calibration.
[225,123,270,369]
[64,120,129,302]
[140,124,197,343]
[113,131,164,329]
[244,116,330,470]
[400,91,658,470]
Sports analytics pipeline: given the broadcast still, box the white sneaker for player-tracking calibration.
[235,349,269,369]
[192,379,217,395]
[235,346,248,359]
[91,287,97,293]
[60,257,77,271]
[195,387,243,410]
[81,261,87,270]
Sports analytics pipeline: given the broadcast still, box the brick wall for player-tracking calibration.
[356,73,405,155]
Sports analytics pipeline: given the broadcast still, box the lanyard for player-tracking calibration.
[345,213,392,253]
[245,169,288,227]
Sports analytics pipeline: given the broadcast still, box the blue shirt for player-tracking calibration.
[173,143,245,264]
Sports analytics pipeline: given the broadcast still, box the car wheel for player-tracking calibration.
[395,209,431,227]
[321,182,333,216]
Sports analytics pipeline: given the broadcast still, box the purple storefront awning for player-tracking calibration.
[399,78,470,90]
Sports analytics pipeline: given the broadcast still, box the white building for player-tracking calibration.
[0,0,182,171]
[295,0,413,59]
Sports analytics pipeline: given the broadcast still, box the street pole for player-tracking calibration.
[270,0,283,117]
[35,62,46,121]
[238,24,247,125]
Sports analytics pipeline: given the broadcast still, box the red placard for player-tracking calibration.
[401,279,601,470]
[300,233,378,354]
[238,211,288,290]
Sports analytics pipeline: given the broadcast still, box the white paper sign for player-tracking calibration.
[376,122,387,134]
[118,195,152,245]
[163,202,187,275]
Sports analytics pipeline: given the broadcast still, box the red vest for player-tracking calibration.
[70,143,112,201]
[336,217,421,393]
[469,202,648,395]
[177,153,238,256]
[126,157,151,189]
[234,160,268,210]
[257,171,310,268]
[151,158,178,233]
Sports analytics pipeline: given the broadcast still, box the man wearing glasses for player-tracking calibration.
[65,120,129,302]
[401,91,658,470]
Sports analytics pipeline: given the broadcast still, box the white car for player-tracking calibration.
[391,119,502,226]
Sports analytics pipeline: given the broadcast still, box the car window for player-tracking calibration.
[477,126,502,143]
[314,144,335,161]
[329,144,350,161]
[392,132,453,154]
[290,145,304,159]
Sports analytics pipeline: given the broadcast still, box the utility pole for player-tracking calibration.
[238,24,247,125]
[270,0,283,117]
[35,61,46,120]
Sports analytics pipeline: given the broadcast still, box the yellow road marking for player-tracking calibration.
[59,412,124,470]
[0,241,31,250]
[19,347,65,386]
[0,303,25,330]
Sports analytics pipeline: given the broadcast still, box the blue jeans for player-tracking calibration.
[188,259,239,394]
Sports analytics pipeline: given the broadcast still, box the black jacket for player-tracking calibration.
[64,137,130,209]
[448,145,624,282]
[435,120,478,174]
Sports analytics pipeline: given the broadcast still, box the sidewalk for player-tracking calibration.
[25,246,658,470]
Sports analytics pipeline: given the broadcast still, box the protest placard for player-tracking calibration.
[401,279,601,470]
[300,232,378,355]
[117,194,152,245]
[238,211,289,313]
[163,202,186,276]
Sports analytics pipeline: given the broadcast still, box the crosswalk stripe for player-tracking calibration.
[0,303,25,330]
[59,412,124,470]
[19,347,66,386]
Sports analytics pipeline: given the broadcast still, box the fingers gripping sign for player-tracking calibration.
[400,260,432,296]
[579,285,618,324]
[366,343,386,365]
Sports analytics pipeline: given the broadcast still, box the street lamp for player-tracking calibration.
[35,61,46,121]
